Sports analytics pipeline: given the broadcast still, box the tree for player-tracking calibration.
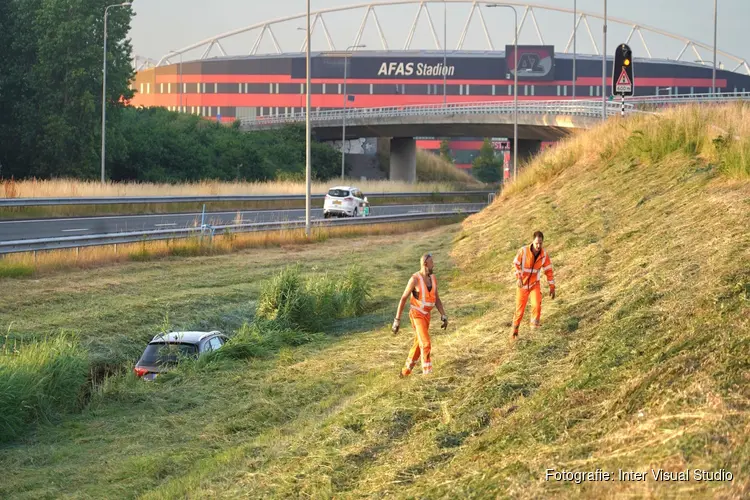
[0,0,135,179]
[471,138,502,183]
[439,139,453,163]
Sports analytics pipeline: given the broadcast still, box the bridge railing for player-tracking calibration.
[240,99,632,128]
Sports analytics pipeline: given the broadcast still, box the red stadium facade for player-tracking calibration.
[131,49,748,173]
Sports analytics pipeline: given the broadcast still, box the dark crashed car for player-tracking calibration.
[134,331,227,380]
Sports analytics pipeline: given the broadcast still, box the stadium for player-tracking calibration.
[129,1,750,171]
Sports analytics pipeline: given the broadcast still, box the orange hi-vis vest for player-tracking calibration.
[410,272,437,319]
[513,244,555,291]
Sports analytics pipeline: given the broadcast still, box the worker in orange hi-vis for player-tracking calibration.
[392,253,448,377]
[511,230,556,340]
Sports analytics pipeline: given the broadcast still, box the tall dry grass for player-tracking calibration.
[501,102,750,198]
[0,177,476,200]
[416,149,482,185]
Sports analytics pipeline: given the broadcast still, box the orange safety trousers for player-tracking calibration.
[401,311,432,376]
[512,283,542,335]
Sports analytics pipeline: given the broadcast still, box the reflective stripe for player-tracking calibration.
[413,273,436,313]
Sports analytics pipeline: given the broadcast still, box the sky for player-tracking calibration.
[128,0,749,71]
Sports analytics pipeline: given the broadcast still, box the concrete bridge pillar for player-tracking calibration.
[511,139,543,171]
[389,137,417,183]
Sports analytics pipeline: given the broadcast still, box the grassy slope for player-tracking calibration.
[1,104,748,499]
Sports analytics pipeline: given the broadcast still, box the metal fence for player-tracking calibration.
[0,209,479,255]
[0,190,494,208]
[240,99,633,128]
[239,94,750,129]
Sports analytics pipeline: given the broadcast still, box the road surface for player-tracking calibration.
[0,203,484,242]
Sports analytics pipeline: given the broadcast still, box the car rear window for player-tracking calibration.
[328,189,350,197]
[138,342,199,367]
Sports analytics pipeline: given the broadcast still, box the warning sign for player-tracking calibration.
[615,68,632,93]
[612,43,634,96]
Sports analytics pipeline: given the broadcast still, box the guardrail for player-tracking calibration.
[625,92,750,105]
[240,99,633,128]
[0,209,479,255]
[0,190,493,208]
[239,94,750,129]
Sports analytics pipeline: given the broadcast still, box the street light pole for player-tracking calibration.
[101,2,132,184]
[487,4,518,181]
[602,0,607,120]
[342,44,365,180]
[712,0,717,94]
[573,0,578,101]
[443,0,447,105]
[305,0,311,237]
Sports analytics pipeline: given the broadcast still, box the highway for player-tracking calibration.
[0,203,484,242]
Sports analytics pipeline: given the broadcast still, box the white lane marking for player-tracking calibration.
[61,228,89,232]
[154,223,177,227]
[0,204,477,225]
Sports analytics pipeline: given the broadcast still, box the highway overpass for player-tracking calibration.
[239,99,627,181]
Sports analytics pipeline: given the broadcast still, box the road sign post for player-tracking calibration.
[612,43,634,117]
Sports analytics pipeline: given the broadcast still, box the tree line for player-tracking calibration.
[0,1,341,182]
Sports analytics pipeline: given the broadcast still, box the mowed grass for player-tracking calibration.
[0,103,748,499]
[0,224,480,499]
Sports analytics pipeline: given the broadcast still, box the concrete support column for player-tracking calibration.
[511,139,543,172]
[389,137,417,183]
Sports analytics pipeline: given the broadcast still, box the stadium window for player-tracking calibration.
[168,83,171,94]
[556,85,560,96]
[427,84,431,95]
[238,83,242,93]
[139,83,143,94]
[589,86,593,96]
[523,85,528,96]
[208,107,212,117]
[191,106,195,114]
[369,84,373,94]
[466,84,470,95]
[276,83,279,94]
[300,83,304,94]
[160,83,163,94]
[214,83,217,93]
[459,84,463,96]
[564,85,567,96]
[492,84,496,96]
[217,106,221,116]
[508,85,512,95]
[203,83,207,93]
[531,85,535,96]
[338,83,342,94]
[472,85,492,95]
[322,83,326,94]
[269,83,274,93]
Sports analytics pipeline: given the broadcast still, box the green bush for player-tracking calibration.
[255,264,372,332]
[0,333,89,443]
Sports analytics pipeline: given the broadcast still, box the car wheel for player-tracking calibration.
[323,212,330,219]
